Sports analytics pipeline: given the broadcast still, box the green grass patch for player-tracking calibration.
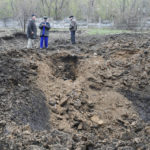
[87,28,131,35]
[50,28,69,31]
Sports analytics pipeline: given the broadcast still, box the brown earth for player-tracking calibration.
[0,31,150,150]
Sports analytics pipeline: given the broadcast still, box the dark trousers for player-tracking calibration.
[71,31,76,44]
[40,36,48,48]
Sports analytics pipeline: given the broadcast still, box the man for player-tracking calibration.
[39,16,51,49]
[69,16,77,44]
[27,14,37,49]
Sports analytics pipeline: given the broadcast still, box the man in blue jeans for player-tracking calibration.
[39,16,51,49]
[69,16,77,44]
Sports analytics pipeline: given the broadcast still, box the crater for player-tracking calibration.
[51,53,78,81]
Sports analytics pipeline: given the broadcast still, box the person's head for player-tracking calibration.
[69,16,74,21]
[43,16,48,22]
[32,14,36,20]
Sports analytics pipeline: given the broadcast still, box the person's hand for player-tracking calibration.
[32,32,34,34]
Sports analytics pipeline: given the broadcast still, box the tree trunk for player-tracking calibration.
[24,18,26,32]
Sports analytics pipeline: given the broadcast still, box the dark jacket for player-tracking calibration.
[69,21,77,32]
[39,22,51,37]
[27,19,37,39]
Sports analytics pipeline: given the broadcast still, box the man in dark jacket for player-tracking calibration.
[69,16,77,44]
[39,16,51,49]
[27,14,37,49]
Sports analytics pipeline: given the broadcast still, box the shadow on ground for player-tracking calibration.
[119,89,150,123]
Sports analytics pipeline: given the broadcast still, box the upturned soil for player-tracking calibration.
[0,31,150,150]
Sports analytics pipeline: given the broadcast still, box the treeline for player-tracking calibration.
[0,0,150,31]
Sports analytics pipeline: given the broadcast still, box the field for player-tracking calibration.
[87,28,131,35]
[0,30,150,149]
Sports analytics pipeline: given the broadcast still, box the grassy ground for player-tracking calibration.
[50,28,132,35]
[87,28,131,35]
[51,28,69,31]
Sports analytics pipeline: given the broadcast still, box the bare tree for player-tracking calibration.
[39,0,67,20]
[11,0,38,32]
[88,0,95,22]
[0,1,13,27]
[54,0,66,20]
[1,0,150,30]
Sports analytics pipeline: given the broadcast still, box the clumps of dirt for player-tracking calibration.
[35,48,150,149]
[120,89,150,122]
[0,31,39,51]
[51,53,78,81]
[12,89,50,131]
[0,50,50,131]
[0,32,150,149]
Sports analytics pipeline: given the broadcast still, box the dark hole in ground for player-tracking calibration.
[13,32,27,39]
[86,144,94,150]
[52,54,78,81]
[1,36,14,40]
[0,32,26,41]
[119,89,150,123]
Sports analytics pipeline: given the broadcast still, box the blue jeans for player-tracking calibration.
[71,31,76,44]
[40,36,48,48]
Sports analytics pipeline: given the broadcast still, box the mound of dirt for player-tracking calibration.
[0,32,150,149]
